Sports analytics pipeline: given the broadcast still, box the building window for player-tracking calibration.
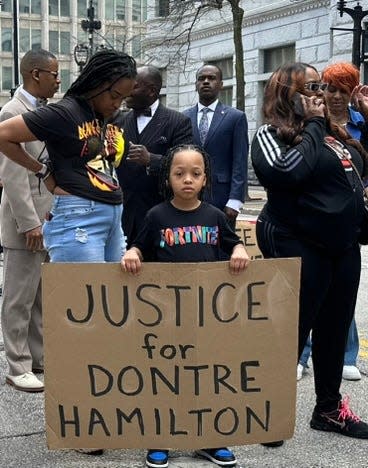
[133,0,143,21]
[49,0,70,17]
[49,30,71,55]
[156,0,169,17]
[207,57,233,106]
[218,87,232,106]
[160,68,167,88]
[78,0,87,17]
[19,0,30,13]
[60,32,71,55]
[2,28,12,52]
[19,0,41,14]
[49,0,58,15]
[105,0,126,21]
[60,0,70,17]
[31,29,41,49]
[263,45,295,73]
[60,69,71,93]
[20,29,43,54]
[105,0,114,20]
[1,0,12,13]
[32,0,41,14]
[49,31,58,54]
[117,0,126,20]
[159,67,167,105]
[20,28,30,53]
[2,66,12,91]
[142,0,147,20]
[105,0,128,21]
[207,57,233,80]
[132,35,141,59]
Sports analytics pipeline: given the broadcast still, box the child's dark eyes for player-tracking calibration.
[172,170,203,177]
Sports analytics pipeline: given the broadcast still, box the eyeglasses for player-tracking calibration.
[35,69,59,78]
[304,82,328,92]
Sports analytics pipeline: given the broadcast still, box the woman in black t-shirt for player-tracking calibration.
[0,49,137,262]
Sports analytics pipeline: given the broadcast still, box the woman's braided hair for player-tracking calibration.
[159,144,212,201]
[65,49,137,98]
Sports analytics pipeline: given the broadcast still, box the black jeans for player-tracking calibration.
[256,216,361,412]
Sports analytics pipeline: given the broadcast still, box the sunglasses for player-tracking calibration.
[304,82,328,92]
[34,68,59,78]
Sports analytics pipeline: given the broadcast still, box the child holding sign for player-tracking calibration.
[122,144,250,468]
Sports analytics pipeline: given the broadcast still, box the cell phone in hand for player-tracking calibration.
[291,92,305,117]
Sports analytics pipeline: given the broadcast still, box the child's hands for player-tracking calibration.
[229,244,250,274]
[121,247,143,275]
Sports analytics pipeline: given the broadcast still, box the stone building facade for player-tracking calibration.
[0,0,147,107]
[144,0,361,136]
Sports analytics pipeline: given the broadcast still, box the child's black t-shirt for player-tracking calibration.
[23,96,125,204]
[132,201,243,262]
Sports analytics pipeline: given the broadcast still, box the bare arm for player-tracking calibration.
[0,115,44,173]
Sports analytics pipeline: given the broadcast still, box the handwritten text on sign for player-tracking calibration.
[42,260,300,449]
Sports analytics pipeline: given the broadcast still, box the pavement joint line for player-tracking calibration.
[0,430,45,439]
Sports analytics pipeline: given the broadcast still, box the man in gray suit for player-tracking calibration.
[0,49,60,392]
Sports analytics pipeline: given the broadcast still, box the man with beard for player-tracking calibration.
[116,65,192,248]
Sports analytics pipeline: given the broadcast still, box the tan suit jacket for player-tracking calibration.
[0,86,53,249]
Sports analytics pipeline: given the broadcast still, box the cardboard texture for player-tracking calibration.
[42,259,300,450]
[235,219,263,260]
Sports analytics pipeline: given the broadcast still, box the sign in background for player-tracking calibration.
[235,219,263,260]
[43,260,300,450]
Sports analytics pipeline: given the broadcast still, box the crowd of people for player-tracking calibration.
[0,47,367,467]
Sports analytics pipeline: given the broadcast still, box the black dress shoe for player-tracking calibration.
[32,367,44,374]
[261,440,284,447]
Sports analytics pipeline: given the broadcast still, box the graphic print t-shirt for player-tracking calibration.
[132,201,243,262]
[23,96,124,204]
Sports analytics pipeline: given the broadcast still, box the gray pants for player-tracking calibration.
[1,247,47,376]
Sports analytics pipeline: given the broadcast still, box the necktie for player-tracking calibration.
[199,107,210,145]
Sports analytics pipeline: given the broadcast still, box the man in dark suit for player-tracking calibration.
[116,65,192,247]
[183,64,249,228]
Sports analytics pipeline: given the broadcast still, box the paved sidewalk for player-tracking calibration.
[0,189,368,467]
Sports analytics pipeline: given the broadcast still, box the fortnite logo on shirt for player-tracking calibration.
[160,225,219,247]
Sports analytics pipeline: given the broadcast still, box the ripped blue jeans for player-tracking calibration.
[42,195,125,262]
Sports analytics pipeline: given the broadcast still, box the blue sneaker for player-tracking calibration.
[196,447,237,466]
[146,449,169,468]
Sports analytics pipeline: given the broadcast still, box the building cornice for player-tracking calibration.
[244,0,330,27]
[153,0,330,43]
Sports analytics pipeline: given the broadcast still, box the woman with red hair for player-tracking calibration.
[323,62,366,144]
[298,62,366,382]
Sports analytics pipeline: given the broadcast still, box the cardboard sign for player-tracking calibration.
[42,259,300,450]
[235,219,263,260]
